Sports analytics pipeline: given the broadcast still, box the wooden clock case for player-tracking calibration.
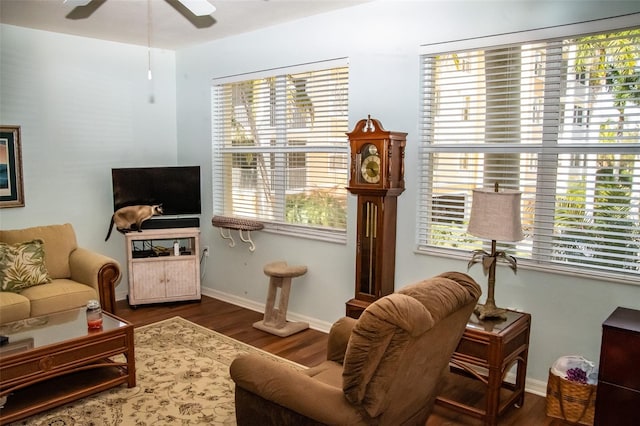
[345,116,407,318]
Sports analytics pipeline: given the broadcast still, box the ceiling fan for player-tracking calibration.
[63,0,216,17]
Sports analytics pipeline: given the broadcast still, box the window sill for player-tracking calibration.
[415,246,640,286]
[262,222,347,245]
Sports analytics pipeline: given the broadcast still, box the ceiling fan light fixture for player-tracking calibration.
[176,0,216,16]
[63,0,93,6]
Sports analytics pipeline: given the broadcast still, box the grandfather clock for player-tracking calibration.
[346,116,406,318]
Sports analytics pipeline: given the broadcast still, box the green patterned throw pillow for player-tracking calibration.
[0,239,52,292]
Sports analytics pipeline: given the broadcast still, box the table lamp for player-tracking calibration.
[467,183,523,320]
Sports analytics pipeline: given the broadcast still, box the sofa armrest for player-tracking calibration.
[326,316,357,364]
[69,248,121,314]
[230,354,362,424]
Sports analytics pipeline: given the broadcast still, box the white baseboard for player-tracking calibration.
[118,287,548,397]
[200,287,335,333]
[117,288,333,332]
[525,377,548,397]
[115,290,128,302]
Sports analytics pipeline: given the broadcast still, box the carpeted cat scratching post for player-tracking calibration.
[253,261,309,337]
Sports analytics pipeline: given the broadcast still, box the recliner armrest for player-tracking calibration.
[69,247,121,313]
[326,316,357,364]
[230,354,362,424]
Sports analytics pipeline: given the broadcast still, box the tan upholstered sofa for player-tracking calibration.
[0,223,121,325]
[230,271,481,425]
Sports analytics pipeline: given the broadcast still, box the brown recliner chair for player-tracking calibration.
[230,271,481,425]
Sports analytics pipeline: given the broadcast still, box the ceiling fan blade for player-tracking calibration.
[65,0,107,20]
[176,0,216,16]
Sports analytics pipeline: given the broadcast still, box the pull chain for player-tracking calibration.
[147,0,153,80]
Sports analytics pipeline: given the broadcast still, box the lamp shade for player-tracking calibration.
[467,188,524,242]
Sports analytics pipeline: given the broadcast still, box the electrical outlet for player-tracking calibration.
[203,246,210,257]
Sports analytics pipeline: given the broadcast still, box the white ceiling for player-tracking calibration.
[0,0,368,50]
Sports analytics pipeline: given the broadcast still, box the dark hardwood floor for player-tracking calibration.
[114,295,573,426]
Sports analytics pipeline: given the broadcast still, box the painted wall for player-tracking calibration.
[0,25,177,268]
[2,0,640,394]
[175,0,640,392]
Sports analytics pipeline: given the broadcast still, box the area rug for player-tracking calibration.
[10,316,305,425]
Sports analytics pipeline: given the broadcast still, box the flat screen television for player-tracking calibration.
[111,166,201,216]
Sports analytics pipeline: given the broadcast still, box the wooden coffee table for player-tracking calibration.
[0,308,135,425]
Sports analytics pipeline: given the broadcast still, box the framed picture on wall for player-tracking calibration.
[0,125,25,208]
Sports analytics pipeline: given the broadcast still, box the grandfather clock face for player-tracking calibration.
[359,143,381,185]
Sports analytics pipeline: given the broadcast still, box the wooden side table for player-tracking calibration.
[435,310,531,426]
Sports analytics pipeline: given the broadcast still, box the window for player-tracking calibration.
[212,60,349,241]
[419,24,640,281]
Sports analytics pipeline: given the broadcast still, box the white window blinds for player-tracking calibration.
[419,27,640,281]
[212,62,349,240]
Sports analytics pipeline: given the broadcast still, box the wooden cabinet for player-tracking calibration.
[594,307,640,425]
[125,228,201,307]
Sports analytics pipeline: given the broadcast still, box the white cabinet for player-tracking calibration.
[125,227,201,307]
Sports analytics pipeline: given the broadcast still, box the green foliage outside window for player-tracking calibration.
[555,166,638,271]
[286,189,346,228]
